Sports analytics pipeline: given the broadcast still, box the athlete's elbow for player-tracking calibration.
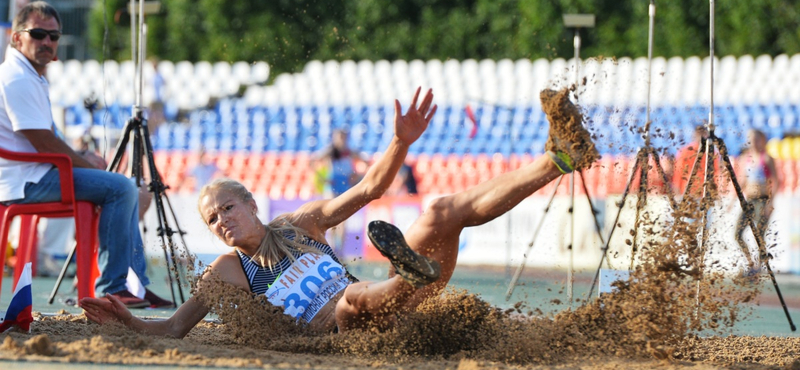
[161,318,192,339]
[357,180,388,201]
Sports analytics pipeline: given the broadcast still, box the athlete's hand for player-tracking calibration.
[394,87,437,147]
[80,294,133,326]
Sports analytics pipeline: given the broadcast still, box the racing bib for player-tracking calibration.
[265,253,350,323]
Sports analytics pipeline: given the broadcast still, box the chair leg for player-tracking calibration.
[75,202,98,299]
[0,216,9,299]
[14,215,39,288]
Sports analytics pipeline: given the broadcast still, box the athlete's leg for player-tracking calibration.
[400,155,563,306]
[335,276,413,330]
[335,156,563,330]
[396,89,598,305]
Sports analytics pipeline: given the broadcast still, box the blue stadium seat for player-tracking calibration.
[778,104,797,132]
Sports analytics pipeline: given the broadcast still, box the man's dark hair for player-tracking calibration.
[11,1,61,48]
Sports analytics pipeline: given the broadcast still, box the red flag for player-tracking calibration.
[465,105,478,139]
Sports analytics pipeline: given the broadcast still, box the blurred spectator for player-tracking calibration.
[672,125,720,199]
[312,129,369,197]
[4,240,15,276]
[387,162,419,196]
[150,58,165,104]
[401,163,419,195]
[312,129,369,248]
[188,148,219,192]
[735,129,779,262]
[147,59,167,134]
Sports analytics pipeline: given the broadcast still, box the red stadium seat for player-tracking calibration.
[246,152,265,174]
[609,155,632,195]
[215,152,234,177]
[154,151,169,174]
[490,153,507,176]
[269,184,284,200]
[414,154,431,176]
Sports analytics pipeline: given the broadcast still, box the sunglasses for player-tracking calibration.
[21,28,61,41]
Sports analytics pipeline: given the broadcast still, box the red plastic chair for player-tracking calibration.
[0,148,100,301]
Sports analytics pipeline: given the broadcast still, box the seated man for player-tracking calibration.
[0,1,170,308]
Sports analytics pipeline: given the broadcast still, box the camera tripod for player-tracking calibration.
[505,170,607,303]
[105,108,189,305]
[682,129,795,331]
[46,107,190,306]
[585,143,677,299]
[585,0,679,299]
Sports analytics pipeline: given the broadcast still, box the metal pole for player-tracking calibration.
[707,0,715,133]
[566,28,581,306]
[695,0,714,312]
[568,171,575,306]
[574,29,581,90]
[129,0,135,96]
[643,0,655,147]
[136,0,145,112]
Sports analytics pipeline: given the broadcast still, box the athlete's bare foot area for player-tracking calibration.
[541,88,600,173]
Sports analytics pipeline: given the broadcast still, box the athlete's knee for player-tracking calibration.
[336,285,367,328]
[336,290,358,315]
[423,196,457,224]
[342,284,365,311]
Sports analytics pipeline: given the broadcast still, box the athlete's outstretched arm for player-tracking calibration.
[80,255,247,338]
[80,294,208,338]
[294,87,437,234]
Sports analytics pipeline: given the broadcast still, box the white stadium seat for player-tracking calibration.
[232,61,251,85]
[212,61,231,81]
[251,61,270,85]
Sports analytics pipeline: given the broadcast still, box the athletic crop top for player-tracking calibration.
[236,234,357,323]
[744,153,771,186]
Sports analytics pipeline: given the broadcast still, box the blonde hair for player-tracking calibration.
[198,178,319,270]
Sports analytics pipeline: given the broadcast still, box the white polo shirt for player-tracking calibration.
[0,47,56,202]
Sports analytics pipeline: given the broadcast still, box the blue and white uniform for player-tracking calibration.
[236,234,356,323]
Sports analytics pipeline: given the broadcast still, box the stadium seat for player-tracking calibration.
[46,54,800,197]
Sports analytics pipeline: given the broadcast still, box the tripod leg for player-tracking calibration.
[650,147,679,211]
[629,151,650,270]
[715,137,796,331]
[679,138,709,207]
[587,153,644,299]
[505,175,564,301]
[693,138,718,322]
[162,191,189,248]
[697,137,717,257]
[568,172,575,306]
[139,120,186,304]
[161,190,195,289]
[106,117,136,173]
[578,169,607,247]
[48,241,77,305]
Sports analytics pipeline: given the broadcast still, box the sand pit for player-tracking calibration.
[0,217,789,370]
[1,298,798,369]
